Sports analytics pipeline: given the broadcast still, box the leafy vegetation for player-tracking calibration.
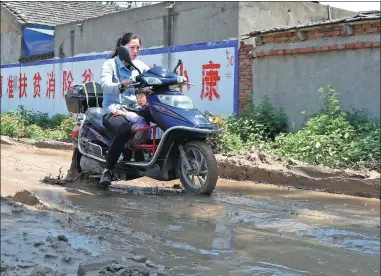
[1,106,75,142]
[207,85,380,171]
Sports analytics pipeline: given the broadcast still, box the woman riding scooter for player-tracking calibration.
[99,32,151,188]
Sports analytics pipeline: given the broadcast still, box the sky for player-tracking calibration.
[319,1,380,12]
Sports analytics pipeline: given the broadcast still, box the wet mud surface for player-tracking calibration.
[217,150,380,198]
[1,144,380,275]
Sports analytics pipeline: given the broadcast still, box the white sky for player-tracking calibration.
[310,2,379,12]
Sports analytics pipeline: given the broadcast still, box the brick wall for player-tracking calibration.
[254,21,381,58]
[248,19,380,128]
[260,21,381,44]
[240,20,381,114]
[254,41,380,57]
[238,41,254,112]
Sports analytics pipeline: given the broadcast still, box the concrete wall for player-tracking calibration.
[2,1,355,65]
[0,8,20,33]
[54,1,354,59]
[1,31,22,65]
[252,33,380,130]
[54,1,239,59]
[0,9,22,65]
[238,1,355,37]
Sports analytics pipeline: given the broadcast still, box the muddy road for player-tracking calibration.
[1,143,380,276]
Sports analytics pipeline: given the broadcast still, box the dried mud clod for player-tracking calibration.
[8,190,41,206]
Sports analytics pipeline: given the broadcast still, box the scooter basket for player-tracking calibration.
[65,82,103,113]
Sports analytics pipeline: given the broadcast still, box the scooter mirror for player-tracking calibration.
[173,59,182,74]
[118,46,132,65]
[118,46,142,75]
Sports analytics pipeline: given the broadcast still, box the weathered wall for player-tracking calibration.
[251,30,381,130]
[238,1,355,37]
[1,31,22,65]
[54,1,353,59]
[0,8,20,33]
[54,2,239,59]
[54,3,167,58]
[2,1,355,65]
[0,8,22,65]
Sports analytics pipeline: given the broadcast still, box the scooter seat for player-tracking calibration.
[86,107,108,132]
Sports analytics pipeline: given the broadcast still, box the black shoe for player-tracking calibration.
[99,170,112,189]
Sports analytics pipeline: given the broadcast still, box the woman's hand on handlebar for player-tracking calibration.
[121,79,133,88]
[119,79,140,93]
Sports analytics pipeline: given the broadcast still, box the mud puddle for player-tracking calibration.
[0,195,169,276]
[16,177,378,276]
[1,144,380,275]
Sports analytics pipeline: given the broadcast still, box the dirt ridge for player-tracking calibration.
[2,135,379,198]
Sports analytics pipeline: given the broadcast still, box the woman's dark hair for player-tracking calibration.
[111,32,141,58]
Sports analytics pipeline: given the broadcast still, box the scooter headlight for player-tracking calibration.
[158,95,195,109]
[144,77,162,85]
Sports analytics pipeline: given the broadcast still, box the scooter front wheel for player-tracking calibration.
[178,141,218,195]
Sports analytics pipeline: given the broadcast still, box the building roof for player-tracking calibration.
[1,1,127,27]
[242,11,381,38]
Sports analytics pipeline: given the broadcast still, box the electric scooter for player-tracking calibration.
[65,46,222,195]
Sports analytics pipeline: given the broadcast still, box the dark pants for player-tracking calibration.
[102,113,132,170]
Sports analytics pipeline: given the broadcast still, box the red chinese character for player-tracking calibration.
[7,76,14,99]
[63,70,74,96]
[46,72,55,99]
[201,61,221,101]
[33,72,42,98]
[226,49,234,67]
[178,63,191,93]
[18,73,27,98]
[82,69,93,83]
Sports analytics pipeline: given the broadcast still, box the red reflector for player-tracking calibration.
[72,129,79,139]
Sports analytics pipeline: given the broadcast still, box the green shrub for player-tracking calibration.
[46,129,67,141]
[58,117,76,140]
[18,106,50,129]
[273,85,380,170]
[231,95,288,142]
[208,130,244,154]
[206,94,287,154]
[51,114,68,128]
[0,111,26,138]
[25,124,46,140]
[1,107,74,142]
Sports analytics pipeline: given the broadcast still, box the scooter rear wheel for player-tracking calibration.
[178,141,218,195]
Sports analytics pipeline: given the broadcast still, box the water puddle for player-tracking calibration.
[13,177,377,275]
[3,175,380,275]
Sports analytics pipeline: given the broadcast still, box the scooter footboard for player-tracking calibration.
[124,125,222,168]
